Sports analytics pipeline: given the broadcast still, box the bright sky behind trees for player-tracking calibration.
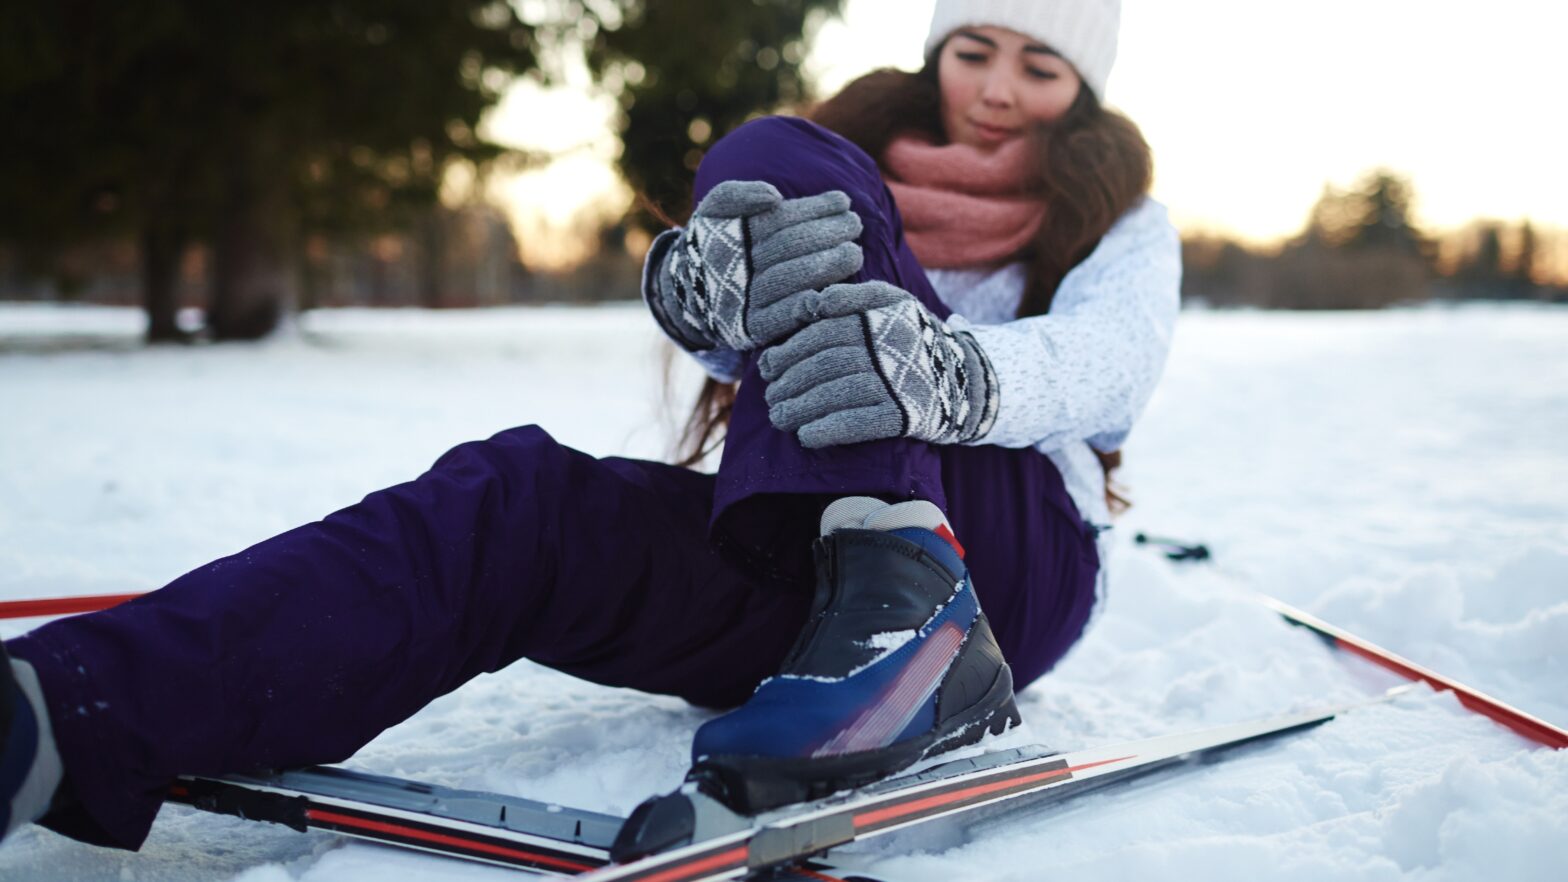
[482,0,1567,270]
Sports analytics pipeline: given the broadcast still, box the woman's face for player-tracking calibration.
[937,26,1084,150]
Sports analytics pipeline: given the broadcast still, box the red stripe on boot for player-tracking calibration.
[935,523,965,559]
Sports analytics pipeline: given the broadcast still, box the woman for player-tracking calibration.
[0,0,1179,851]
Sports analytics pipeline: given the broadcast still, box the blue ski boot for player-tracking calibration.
[687,497,1019,815]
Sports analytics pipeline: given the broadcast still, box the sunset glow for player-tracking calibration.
[481,0,1567,270]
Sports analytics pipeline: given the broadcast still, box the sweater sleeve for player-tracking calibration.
[641,226,748,383]
[949,197,1182,452]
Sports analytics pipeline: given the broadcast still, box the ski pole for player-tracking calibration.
[1132,532,1210,562]
[1131,534,1568,750]
[0,592,144,620]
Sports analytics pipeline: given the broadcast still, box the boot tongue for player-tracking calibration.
[819,497,950,536]
[818,496,890,535]
[861,501,949,534]
[819,497,963,560]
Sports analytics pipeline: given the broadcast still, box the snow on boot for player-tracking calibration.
[0,643,64,841]
[686,497,1020,815]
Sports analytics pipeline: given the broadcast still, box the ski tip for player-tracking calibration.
[610,791,697,863]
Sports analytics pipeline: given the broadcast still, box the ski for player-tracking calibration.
[1131,532,1568,750]
[1255,594,1568,749]
[593,686,1411,881]
[167,765,619,875]
[167,687,1407,880]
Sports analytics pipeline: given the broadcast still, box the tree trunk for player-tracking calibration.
[141,225,186,344]
[417,210,446,309]
[209,162,294,341]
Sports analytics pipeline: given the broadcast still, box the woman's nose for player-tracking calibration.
[980,72,1014,108]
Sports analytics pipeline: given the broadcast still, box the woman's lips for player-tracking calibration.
[970,121,1019,143]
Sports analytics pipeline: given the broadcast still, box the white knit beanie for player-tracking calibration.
[924,0,1121,99]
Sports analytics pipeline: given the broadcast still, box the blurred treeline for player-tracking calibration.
[0,0,840,341]
[1182,170,1567,308]
[4,3,1561,343]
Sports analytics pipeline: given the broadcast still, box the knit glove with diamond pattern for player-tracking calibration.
[643,180,864,353]
[757,281,1000,449]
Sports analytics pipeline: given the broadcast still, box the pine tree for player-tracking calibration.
[1,1,837,339]
[580,0,843,229]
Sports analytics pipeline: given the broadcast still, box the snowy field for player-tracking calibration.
[1,301,1564,881]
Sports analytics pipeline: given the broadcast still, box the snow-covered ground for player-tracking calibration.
[1,302,1564,881]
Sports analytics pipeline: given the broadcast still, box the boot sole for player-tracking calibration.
[689,663,1021,815]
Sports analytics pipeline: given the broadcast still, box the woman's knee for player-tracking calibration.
[693,115,926,296]
[695,116,888,210]
[426,425,574,509]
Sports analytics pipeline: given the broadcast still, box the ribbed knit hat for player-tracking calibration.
[923,0,1121,99]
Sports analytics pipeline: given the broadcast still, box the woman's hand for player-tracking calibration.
[758,281,999,448]
[646,181,864,353]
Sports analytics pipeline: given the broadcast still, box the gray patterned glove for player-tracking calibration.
[643,180,864,352]
[758,281,1000,449]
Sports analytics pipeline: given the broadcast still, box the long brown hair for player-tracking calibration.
[676,52,1154,513]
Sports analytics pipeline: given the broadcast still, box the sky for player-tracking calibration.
[482,0,1568,270]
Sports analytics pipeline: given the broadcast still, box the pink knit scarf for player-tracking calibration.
[882,135,1045,269]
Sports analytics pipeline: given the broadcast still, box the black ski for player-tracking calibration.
[168,687,1408,880]
[167,765,618,875]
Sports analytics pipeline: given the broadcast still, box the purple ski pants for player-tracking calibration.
[6,117,1099,850]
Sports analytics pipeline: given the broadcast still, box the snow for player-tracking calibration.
[1,301,1564,881]
[861,628,920,653]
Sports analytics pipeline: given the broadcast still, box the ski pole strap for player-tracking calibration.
[0,592,144,620]
[1261,595,1568,750]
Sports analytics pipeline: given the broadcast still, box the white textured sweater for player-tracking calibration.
[688,197,1181,547]
[934,196,1182,532]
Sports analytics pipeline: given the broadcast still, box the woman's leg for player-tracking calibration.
[692,116,960,579]
[607,119,1025,821]
[692,116,1101,686]
[4,425,809,849]
[940,446,1101,690]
